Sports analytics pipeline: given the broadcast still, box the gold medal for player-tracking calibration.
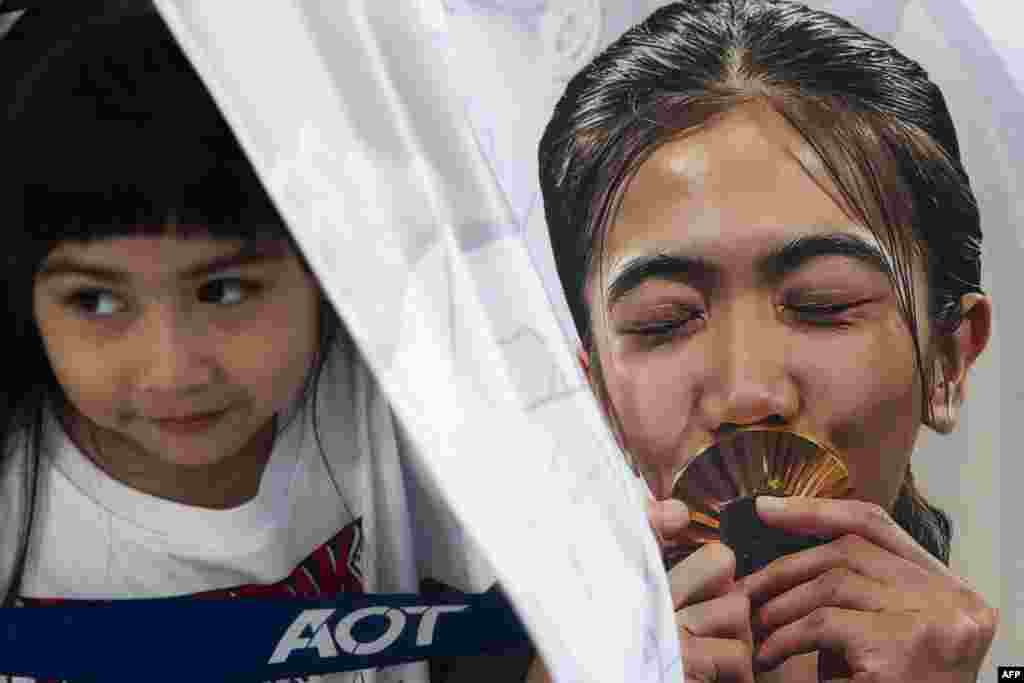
[664,427,852,573]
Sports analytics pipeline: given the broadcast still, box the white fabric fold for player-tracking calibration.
[152,1,682,681]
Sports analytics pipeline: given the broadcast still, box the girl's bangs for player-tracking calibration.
[10,7,289,251]
[20,152,290,248]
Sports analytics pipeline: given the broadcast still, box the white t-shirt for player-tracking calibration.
[8,333,501,683]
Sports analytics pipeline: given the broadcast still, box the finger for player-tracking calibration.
[754,606,911,673]
[648,497,692,544]
[524,657,551,683]
[681,635,755,683]
[737,532,933,604]
[753,566,892,631]
[677,591,754,650]
[754,496,949,575]
[668,541,736,608]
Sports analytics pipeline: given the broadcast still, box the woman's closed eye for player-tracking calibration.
[785,298,875,326]
[613,296,875,345]
[617,305,706,344]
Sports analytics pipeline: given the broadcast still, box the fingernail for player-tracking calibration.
[756,496,785,513]
[663,498,690,516]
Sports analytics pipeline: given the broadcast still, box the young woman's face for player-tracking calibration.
[32,233,321,482]
[587,101,932,509]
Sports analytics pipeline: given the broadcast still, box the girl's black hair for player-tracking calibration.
[1,3,342,604]
[540,0,984,564]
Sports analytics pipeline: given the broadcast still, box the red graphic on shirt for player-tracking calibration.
[14,519,365,683]
[194,518,365,600]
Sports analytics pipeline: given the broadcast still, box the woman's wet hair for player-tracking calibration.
[1,5,342,603]
[539,0,984,563]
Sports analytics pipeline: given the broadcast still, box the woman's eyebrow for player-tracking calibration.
[760,233,892,283]
[36,240,288,284]
[606,254,717,307]
[606,232,891,306]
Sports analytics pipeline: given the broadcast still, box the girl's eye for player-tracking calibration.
[197,278,262,306]
[64,289,125,318]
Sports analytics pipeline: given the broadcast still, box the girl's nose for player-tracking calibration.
[134,306,215,398]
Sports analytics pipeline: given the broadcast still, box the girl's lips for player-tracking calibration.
[152,409,228,435]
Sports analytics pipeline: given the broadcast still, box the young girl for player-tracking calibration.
[2,4,527,682]
[534,1,997,681]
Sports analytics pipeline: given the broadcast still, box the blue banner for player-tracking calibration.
[0,587,530,681]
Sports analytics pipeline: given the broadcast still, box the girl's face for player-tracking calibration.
[586,101,934,509]
[32,233,322,503]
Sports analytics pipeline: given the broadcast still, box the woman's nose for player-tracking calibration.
[696,302,798,434]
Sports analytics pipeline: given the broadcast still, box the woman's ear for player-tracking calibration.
[926,293,992,433]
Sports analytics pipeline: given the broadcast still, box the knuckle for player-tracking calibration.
[834,532,866,554]
[957,586,1000,634]
[805,606,833,631]
[802,496,827,514]
[723,588,751,613]
[855,501,894,528]
[735,591,752,614]
[682,657,711,683]
[946,612,994,659]
[682,645,744,683]
[913,609,996,669]
[679,627,756,683]
[814,567,848,603]
[725,636,755,660]
[978,604,1000,637]
[855,671,885,683]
